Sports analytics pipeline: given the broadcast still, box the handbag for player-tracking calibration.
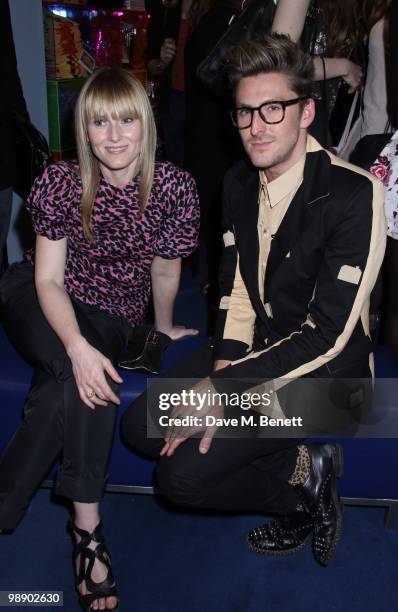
[118,325,172,375]
[196,0,276,97]
[13,112,51,200]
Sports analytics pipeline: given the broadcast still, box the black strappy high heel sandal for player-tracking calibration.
[69,521,119,612]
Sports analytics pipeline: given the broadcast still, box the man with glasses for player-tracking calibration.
[122,34,386,566]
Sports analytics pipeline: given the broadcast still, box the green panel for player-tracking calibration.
[46,78,87,152]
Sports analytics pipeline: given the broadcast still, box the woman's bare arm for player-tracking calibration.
[35,235,122,408]
[151,255,198,339]
[271,0,311,41]
[272,0,362,90]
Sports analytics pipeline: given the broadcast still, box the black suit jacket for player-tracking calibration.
[211,138,386,387]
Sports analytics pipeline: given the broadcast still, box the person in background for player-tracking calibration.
[146,0,194,167]
[332,1,392,340]
[339,0,393,161]
[272,0,364,146]
[0,67,199,612]
[0,0,30,276]
[184,0,243,330]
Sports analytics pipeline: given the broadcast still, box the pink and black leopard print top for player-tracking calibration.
[25,161,199,326]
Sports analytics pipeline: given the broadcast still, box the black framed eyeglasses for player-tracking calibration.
[231,97,309,129]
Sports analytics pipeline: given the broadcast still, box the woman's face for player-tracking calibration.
[87,114,143,182]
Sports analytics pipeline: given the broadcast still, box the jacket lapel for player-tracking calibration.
[265,150,332,291]
[301,149,331,206]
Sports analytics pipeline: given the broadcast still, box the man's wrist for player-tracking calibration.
[213,359,232,372]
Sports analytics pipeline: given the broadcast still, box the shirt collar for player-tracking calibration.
[259,134,322,207]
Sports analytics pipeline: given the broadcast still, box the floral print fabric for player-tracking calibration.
[371,130,398,240]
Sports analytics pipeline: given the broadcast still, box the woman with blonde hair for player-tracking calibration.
[0,67,199,611]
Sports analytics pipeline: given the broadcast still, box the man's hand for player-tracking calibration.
[160,377,223,457]
[213,359,232,372]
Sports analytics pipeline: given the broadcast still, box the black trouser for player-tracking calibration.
[0,187,12,274]
[121,341,302,516]
[0,263,129,530]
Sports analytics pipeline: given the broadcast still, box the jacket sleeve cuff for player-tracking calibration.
[212,339,249,361]
[210,363,257,396]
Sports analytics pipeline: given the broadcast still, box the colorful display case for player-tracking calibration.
[42,1,148,158]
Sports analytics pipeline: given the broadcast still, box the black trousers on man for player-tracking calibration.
[121,341,302,516]
[0,262,129,531]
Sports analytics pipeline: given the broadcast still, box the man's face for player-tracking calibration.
[235,72,314,178]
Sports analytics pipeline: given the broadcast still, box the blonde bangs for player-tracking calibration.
[84,79,142,124]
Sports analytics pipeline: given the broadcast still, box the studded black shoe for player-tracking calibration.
[300,443,344,566]
[69,521,119,612]
[246,511,313,555]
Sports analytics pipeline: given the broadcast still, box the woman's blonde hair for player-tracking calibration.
[75,67,157,241]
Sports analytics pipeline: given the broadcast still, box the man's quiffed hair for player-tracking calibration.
[226,33,314,99]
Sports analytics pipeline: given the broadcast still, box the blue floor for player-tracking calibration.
[1,489,397,612]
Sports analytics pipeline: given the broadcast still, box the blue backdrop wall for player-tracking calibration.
[8,0,48,263]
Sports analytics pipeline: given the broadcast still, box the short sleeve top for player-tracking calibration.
[25,161,200,326]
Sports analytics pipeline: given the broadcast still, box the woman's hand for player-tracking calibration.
[67,337,123,410]
[342,59,363,93]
